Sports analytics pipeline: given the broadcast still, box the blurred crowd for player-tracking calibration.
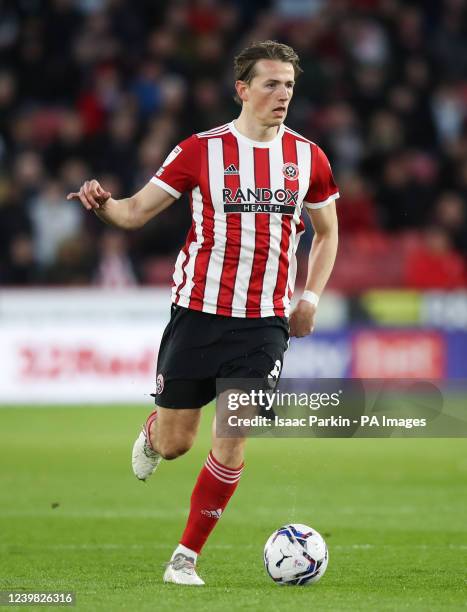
[0,0,466,290]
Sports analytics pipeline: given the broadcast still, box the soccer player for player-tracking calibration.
[67,40,339,586]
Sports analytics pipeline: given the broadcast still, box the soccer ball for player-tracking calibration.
[264,523,328,586]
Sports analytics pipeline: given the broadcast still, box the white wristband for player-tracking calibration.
[301,290,320,307]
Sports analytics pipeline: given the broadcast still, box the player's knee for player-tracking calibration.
[158,441,192,460]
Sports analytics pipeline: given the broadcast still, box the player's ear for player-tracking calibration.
[235,80,249,103]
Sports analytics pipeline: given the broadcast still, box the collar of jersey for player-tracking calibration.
[228,121,285,148]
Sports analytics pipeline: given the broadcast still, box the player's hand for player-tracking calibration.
[289,300,317,338]
[66,180,112,211]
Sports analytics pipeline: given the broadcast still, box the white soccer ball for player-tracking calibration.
[264,523,328,586]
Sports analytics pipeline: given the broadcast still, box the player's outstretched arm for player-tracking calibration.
[289,202,338,337]
[67,180,176,230]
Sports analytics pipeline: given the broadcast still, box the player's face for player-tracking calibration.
[241,60,295,126]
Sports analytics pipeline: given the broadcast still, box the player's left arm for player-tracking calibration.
[289,201,338,338]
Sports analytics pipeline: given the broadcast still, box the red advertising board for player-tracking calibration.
[352,331,445,378]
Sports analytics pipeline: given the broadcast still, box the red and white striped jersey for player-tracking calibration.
[151,121,339,318]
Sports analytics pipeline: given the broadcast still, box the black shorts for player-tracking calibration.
[152,304,289,409]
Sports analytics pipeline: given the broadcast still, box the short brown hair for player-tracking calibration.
[233,40,302,105]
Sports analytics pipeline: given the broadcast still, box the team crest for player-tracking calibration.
[282,162,299,181]
[156,373,164,395]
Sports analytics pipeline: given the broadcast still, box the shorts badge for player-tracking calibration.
[156,373,164,395]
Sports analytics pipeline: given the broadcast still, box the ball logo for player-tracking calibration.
[156,373,164,395]
[282,162,299,181]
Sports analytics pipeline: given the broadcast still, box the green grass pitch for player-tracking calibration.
[0,405,466,611]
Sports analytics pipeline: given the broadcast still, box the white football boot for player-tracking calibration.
[163,553,205,586]
[131,412,162,481]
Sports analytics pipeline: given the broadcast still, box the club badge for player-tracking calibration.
[156,373,164,395]
[282,162,299,181]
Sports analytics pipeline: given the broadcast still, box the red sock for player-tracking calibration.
[144,410,158,451]
[180,451,244,554]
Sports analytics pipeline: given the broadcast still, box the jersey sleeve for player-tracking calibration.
[150,135,200,198]
[303,145,339,209]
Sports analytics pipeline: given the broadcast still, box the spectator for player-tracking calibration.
[0,178,35,283]
[29,180,82,266]
[433,192,467,256]
[336,173,378,234]
[405,227,466,289]
[4,234,38,285]
[0,1,466,290]
[44,234,95,285]
[94,230,138,288]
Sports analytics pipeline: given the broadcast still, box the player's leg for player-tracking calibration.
[176,412,246,547]
[132,406,201,481]
[211,413,247,467]
[132,375,211,482]
[150,406,201,459]
[132,304,208,481]
[164,411,246,586]
[165,315,288,585]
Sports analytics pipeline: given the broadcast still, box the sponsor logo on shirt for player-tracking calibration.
[222,187,298,215]
[224,164,239,175]
[156,145,183,177]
